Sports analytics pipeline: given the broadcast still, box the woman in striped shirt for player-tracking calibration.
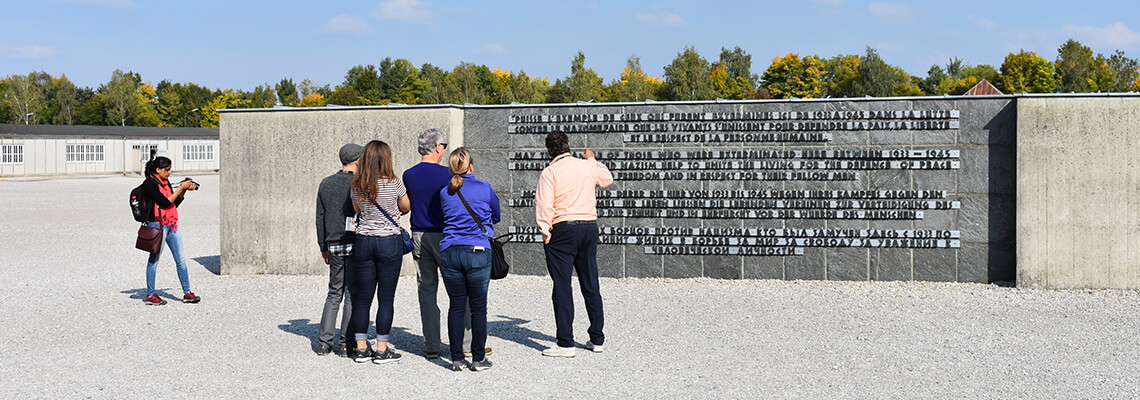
[348,140,411,364]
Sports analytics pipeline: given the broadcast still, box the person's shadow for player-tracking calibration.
[120,288,180,302]
[277,319,439,366]
[488,315,558,351]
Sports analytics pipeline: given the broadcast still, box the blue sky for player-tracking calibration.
[3,0,1139,91]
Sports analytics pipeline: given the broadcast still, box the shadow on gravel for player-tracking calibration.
[488,315,557,351]
[277,319,449,367]
[279,319,322,352]
[120,288,180,302]
[193,255,220,275]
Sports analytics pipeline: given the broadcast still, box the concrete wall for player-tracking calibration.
[219,107,464,275]
[466,99,1016,282]
[1017,97,1140,289]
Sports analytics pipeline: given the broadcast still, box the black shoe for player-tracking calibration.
[317,343,332,356]
[351,346,375,363]
[470,358,493,372]
[372,346,402,364]
[336,342,348,357]
[452,359,470,372]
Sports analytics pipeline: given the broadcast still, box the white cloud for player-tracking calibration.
[322,15,372,35]
[77,0,135,8]
[1,45,58,59]
[967,13,996,30]
[374,0,432,22]
[635,12,686,28]
[867,2,914,23]
[479,43,506,54]
[1064,22,1140,48]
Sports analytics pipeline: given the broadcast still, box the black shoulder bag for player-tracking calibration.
[456,190,509,280]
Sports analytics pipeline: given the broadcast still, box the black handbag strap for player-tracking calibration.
[372,199,400,229]
[147,176,164,224]
[455,190,492,240]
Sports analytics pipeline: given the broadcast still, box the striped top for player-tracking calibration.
[352,178,407,237]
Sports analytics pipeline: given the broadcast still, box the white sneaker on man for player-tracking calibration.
[542,346,576,358]
[584,340,604,353]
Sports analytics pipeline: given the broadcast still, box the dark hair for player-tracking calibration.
[447,147,472,195]
[545,132,570,158]
[145,156,172,177]
[351,140,397,203]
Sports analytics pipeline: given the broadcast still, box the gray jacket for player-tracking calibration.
[316,170,356,251]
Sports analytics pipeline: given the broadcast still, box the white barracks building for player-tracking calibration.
[0,124,219,177]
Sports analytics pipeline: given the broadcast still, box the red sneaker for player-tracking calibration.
[144,294,167,306]
[182,292,201,304]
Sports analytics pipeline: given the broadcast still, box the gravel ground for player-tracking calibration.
[0,174,1138,399]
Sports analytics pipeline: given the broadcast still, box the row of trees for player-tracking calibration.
[2,39,1139,128]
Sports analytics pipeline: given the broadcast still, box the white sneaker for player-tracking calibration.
[542,346,576,358]
[584,340,604,353]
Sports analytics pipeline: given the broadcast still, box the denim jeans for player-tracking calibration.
[145,222,190,297]
[439,245,491,361]
[349,234,403,343]
[319,252,353,347]
[413,231,473,354]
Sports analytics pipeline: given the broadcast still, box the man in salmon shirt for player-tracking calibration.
[534,131,613,358]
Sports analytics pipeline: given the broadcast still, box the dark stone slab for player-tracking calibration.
[988,145,1016,194]
[833,130,870,146]
[597,244,624,278]
[471,150,510,196]
[869,100,913,112]
[959,99,1015,145]
[913,248,957,282]
[958,244,988,283]
[740,102,784,114]
[511,243,548,276]
[869,169,910,190]
[870,130,911,145]
[704,255,742,279]
[582,106,626,149]
[957,145,988,194]
[827,248,868,281]
[625,246,662,278]
[913,130,956,146]
[743,257,784,280]
[785,249,825,280]
[957,195,988,243]
[465,108,511,149]
[824,101,867,113]
[664,254,702,278]
[870,249,912,281]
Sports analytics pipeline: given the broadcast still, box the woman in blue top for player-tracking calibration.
[438,147,500,371]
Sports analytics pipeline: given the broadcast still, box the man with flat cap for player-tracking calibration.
[314,143,362,356]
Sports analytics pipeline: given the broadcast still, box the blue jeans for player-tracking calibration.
[349,234,403,343]
[439,245,491,361]
[145,223,190,297]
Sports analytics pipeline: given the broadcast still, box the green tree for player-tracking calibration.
[999,50,1057,93]
[3,72,47,124]
[563,51,604,102]
[418,63,447,105]
[275,78,299,106]
[760,53,825,99]
[663,46,716,100]
[51,75,79,125]
[821,54,860,98]
[921,65,947,94]
[378,58,423,104]
[612,55,662,102]
[75,92,107,126]
[443,62,492,104]
[199,89,249,128]
[718,46,758,89]
[1055,39,1098,92]
[343,65,382,105]
[1107,50,1140,92]
[242,83,277,109]
[854,47,895,97]
[102,69,143,126]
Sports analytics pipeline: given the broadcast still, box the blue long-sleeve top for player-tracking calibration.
[439,174,501,251]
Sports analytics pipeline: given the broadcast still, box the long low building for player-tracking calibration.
[0,124,219,177]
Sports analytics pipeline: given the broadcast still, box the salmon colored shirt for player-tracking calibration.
[535,153,614,243]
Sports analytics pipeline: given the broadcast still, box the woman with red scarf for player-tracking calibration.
[140,156,201,305]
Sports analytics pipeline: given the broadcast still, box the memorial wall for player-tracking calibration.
[464,99,1016,282]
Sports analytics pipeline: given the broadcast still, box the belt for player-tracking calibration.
[553,220,596,228]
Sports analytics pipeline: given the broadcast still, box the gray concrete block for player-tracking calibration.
[510,243,548,276]
[913,248,956,282]
[959,99,1015,145]
[827,248,869,281]
[913,130,956,145]
[869,169,910,191]
[664,254,702,278]
[870,249,912,281]
[465,108,509,149]
[785,250,825,280]
[870,130,911,145]
[625,246,662,277]
[744,257,784,280]
[956,145,988,194]
[597,244,624,278]
[704,255,742,279]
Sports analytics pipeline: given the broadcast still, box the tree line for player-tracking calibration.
[1,39,1138,128]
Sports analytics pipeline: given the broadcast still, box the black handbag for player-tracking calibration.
[374,200,414,255]
[456,190,510,280]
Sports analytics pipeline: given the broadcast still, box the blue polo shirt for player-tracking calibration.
[402,162,452,232]
[439,174,501,251]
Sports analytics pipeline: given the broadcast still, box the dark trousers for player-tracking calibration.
[349,234,403,342]
[439,245,491,362]
[319,252,353,346]
[543,222,604,348]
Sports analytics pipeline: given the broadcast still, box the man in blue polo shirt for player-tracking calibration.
[403,128,490,359]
